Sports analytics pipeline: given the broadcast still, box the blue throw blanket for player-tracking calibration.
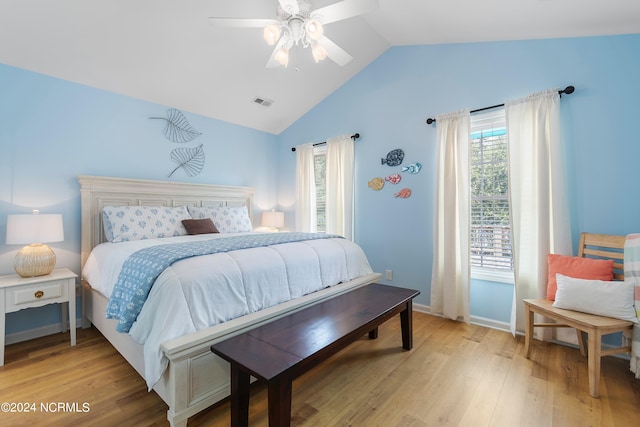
[106,232,341,332]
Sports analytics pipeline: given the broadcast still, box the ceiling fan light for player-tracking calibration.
[263,24,281,46]
[311,43,327,63]
[305,19,324,41]
[275,47,289,67]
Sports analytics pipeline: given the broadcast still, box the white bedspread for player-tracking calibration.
[82,232,374,388]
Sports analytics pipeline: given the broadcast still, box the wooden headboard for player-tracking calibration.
[78,175,255,268]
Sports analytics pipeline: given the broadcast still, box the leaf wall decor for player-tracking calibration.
[168,144,205,178]
[150,108,202,143]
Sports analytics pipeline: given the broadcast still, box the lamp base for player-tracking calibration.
[14,243,56,277]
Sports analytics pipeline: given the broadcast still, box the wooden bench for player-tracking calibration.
[211,283,420,427]
[523,233,634,398]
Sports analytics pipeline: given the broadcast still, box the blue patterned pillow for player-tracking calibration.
[102,206,191,242]
[188,205,253,233]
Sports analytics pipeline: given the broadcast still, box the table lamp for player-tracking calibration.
[261,210,284,232]
[6,210,64,277]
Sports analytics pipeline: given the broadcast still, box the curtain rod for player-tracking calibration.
[291,133,360,152]
[425,86,575,125]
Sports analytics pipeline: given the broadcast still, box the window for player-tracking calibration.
[470,109,513,282]
[314,145,326,232]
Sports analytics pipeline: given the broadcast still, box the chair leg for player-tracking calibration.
[587,330,601,398]
[525,304,534,359]
[577,329,587,357]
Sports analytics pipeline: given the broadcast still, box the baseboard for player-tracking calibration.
[469,315,511,332]
[9,310,631,362]
[413,303,511,333]
[5,321,80,346]
[414,303,631,361]
[413,302,430,314]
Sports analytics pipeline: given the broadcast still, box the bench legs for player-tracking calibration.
[368,327,378,339]
[577,330,587,357]
[231,366,294,427]
[588,329,602,398]
[524,303,534,359]
[227,301,416,426]
[524,303,601,398]
[401,300,413,350]
[368,300,412,350]
[268,377,293,427]
[230,365,250,427]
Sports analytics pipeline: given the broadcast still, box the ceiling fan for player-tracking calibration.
[208,0,379,68]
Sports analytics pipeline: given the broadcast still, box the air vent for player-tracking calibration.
[252,97,274,107]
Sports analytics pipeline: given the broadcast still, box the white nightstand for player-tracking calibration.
[0,268,78,366]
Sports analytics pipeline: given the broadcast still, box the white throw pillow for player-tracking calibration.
[102,205,191,242]
[552,273,638,323]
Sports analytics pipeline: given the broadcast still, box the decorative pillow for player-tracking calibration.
[188,205,253,233]
[546,254,614,300]
[182,218,219,235]
[102,206,191,242]
[552,274,638,323]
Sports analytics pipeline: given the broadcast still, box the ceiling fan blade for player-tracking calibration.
[317,36,353,66]
[312,0,379,25]
[208,17,278,28]
[266,38,288,68]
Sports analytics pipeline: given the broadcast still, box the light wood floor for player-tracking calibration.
[2,312,639,426]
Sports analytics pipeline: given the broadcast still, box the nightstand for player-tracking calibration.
[0,268,78,366]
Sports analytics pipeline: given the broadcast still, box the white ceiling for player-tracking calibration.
[1,0,639,135]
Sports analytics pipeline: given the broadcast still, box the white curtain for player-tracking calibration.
[507,89,572,335]
[431,110,471,323]
[326,134,355,240]
[295,143,317,232]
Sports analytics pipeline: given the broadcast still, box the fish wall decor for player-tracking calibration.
[385,173,402,184]
[381,149,404,166]
[394,188,412,198]
[368,177,384,191]
[401,162,422,174]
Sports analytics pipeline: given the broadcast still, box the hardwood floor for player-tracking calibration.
[2,312,639,426]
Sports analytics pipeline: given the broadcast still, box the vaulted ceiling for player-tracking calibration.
[1,0,638,134]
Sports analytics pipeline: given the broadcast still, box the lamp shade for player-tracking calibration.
[6,212,64,244]
[305,19,324,41]
[263,24,281,46]
[6,211,64,277]
[261,211,284,229]
[312,42,328,63]
[275,47,289,67]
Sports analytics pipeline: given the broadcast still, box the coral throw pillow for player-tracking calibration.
[546,254,614,300]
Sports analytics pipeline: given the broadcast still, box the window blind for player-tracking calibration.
[470,110,513,271]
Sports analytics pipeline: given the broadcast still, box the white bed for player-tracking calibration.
[78,175,381,427]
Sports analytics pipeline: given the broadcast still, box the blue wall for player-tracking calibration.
[0,64,279,335]
[277,34,640,324]
[2,33,639,337]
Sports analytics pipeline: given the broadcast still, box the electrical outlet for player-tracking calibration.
[385,269,393,281]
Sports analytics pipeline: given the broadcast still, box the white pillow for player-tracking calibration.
[553,273,638,323]
[188,205,253,233]
[102,205,191,242]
